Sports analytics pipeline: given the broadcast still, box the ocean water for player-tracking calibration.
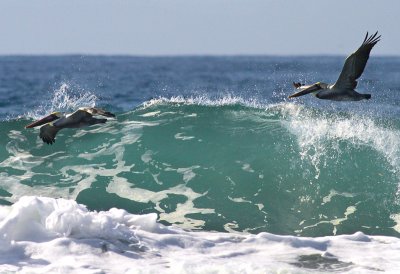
[1,56,400,273]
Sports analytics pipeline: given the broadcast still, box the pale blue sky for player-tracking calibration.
[0,0,398,55]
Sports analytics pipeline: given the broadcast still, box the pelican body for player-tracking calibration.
[25,107,115,145]
[289,32,381,101]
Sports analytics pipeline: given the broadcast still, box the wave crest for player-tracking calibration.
[24,83,98,120]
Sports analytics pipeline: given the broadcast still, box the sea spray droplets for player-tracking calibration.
[50,83,97,112]
[25,83,98,120]
[282,103,400,180]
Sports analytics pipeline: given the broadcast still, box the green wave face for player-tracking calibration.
[1,100,400,237]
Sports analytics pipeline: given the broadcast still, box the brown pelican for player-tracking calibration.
[289,32,381,101]
[25,107,115,144]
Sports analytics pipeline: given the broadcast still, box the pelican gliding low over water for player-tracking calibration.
[25,107,115,144]
[289,32,381,101]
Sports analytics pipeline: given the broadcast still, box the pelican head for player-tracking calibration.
[288,82,329,98]
[25,112,63,128]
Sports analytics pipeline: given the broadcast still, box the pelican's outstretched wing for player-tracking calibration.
[39,124,60,145]
[333,32,381,90]
[79,107,116,118]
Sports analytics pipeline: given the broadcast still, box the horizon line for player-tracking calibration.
[0,53,398,58]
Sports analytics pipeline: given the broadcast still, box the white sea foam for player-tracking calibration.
[140,95,268,109]
[106,178,213,229]
[0,196,399,273]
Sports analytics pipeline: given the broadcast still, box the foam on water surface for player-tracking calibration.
[1,196,400,273]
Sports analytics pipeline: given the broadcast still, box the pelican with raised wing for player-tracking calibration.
[25,107,116,145]
[289,32,381,101]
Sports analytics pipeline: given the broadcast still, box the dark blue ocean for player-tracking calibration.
[1,56,400,273]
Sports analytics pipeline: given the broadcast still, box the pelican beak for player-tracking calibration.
[25,114,59,128]
[288,83,322,98]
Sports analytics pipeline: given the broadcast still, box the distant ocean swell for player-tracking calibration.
[0,96,399,238]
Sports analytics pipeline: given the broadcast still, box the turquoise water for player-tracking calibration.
[1,56,400,238]
[2,98,400,237]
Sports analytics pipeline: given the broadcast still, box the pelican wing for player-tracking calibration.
[333,32,380,90]
[39,124,60,145]
[79,107,116,118]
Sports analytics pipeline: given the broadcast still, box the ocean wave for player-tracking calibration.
[1,101,400,237]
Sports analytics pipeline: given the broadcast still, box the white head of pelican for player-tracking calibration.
[289,32,381,101]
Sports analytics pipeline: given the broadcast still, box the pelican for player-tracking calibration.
[25,107,115,144]
[289,32,381,101]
